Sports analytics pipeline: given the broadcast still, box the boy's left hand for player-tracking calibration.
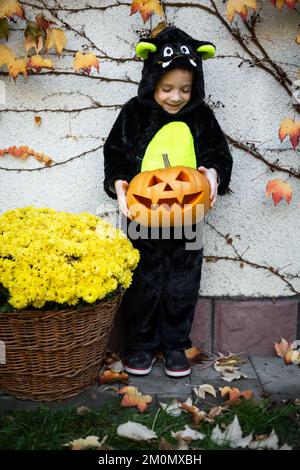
[197,166,218,208]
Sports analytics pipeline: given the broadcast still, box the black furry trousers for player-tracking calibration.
[122,222,204,352]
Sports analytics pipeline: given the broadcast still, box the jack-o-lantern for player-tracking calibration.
[126,164,210,227]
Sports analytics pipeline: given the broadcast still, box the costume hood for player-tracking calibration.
[136,26,215,114]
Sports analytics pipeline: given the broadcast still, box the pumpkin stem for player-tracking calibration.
[162,153,171,168]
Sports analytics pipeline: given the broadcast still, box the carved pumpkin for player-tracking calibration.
[126,165,210,227]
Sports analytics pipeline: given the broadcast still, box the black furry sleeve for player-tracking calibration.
[103,102,136,199]
[196,104,233,195]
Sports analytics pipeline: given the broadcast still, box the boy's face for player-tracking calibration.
[154,68,193,114]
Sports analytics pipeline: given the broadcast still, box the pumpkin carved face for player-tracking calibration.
[126,166,210,227]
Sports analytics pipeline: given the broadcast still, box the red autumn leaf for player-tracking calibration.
[265,179,293,206]
[99,369,129,385]
[118,386,152,413]
[278,117,300,150]
[271,0,298,11]
[226,0,257,23]
[35,13,57,31]
[131,0,164,23]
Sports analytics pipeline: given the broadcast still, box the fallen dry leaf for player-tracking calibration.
[117,421,157,441]
[284,350,300,365]
[159,436,189,450]
[274,337,293,358]
[193,384,216,399]
[99,369,129,385]
[219,386,253,402]
[248,430,279,450]
[185,347,207,364]
[159,400,182,417]
[211,415,253,448]
[171,425,205,442]
[221,369,248,382]
[118,386,152,413]
[65,435,103,450]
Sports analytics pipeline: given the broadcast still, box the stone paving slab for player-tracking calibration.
[128,363,192,403]
[250,356,300,400]
[1,356,300,409]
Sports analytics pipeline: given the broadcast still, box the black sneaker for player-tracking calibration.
[124,350,156,376]
[164,350,191,378]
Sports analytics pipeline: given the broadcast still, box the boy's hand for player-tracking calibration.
[114,180,132,218]
[197,166,219,208]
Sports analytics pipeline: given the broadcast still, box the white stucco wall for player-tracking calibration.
[0,0,299,297]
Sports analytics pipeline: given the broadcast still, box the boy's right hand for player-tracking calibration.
[114,180,132,218]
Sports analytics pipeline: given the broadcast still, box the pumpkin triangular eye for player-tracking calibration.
[175,171,190,182]
[164,183,173,191]
[148,175,164,187]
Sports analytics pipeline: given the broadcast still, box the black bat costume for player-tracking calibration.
[103,26,233,376]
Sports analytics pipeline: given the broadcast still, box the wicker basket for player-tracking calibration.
[0,290,123,401]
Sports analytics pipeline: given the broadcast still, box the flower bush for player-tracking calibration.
[0,207,139,311]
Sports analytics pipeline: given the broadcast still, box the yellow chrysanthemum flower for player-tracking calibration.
[0,207,139,310]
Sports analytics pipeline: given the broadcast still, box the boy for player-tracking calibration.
[103,26,233,377]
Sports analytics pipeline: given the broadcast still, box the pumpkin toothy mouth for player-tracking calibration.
[132,192,203,211]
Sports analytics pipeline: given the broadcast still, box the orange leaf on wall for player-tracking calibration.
[27,55,53,72]
[278,117,300,150]
[73,51,99,75]
[271,0,298,11]
[0,146,53,166]
[131,0,164,23]
[0,0,24,19]
[9,57,27,80]
[226,0,257,23]
[265,179,293,206]
[45,28,67,56]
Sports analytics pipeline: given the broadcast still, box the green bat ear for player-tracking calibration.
[196,44,216,60]
[136,41,157,59]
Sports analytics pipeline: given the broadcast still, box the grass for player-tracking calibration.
[0,398,299,450]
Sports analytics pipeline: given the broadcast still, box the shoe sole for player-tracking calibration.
[125,357,156,376]
[164,366,191,378]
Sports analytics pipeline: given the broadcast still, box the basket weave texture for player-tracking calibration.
[0,291,123,401]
